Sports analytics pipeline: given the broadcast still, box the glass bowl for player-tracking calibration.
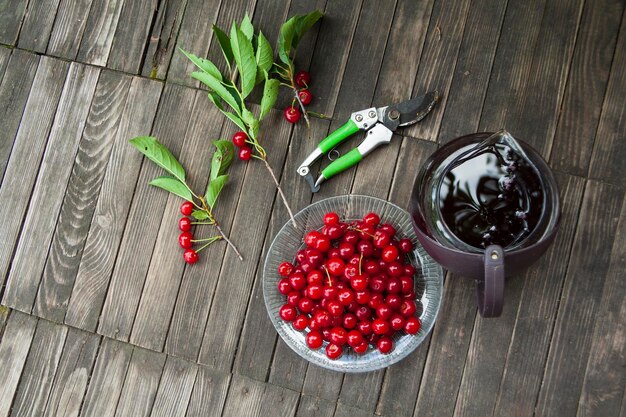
[263,195,444,373]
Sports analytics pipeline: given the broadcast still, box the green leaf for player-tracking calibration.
[242,108,256,127]
[230,23,257,98]
[211,140,235,180]
[277,16,297,65]
[208,91,224,111]
[221,110,247,132]
[250,118,260,138]
[205,175,229,210]
[191,71,241,114]
[149,176,193,201]
[129,136,186,183]
[293,10,323,48]
[179,48,222,81]
[260,78,279,120]
[191,209,209,220]
[240,14,254,41]
[255,32,273,83]
[213,25,234,67]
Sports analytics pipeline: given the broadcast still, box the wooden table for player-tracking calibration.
[0,1,624,416]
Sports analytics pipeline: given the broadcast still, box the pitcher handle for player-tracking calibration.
[477,245,505,317]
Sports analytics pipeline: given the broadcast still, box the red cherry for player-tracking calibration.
[306,284,323,300]
[330,327,347,345]
[313,310,332,327]
[327,300,344,316]
[357,320,373,336]
[372,318,390,335]
[386,278,401,294]
[314,235,331,252]
[278,262,294,277]
[327,247,341,259]
[323,286,339,300]
[390,314,405,331]
[178,217,192,232]
[385,294,402,310]
[343,230,359,245]
[325,224,344,240]
[358,225,375,240]
[306,331,324,349]
[399,238,413,253]
[343,313,357,329]
[363,212,380,227]
[350,275,369,291]
[284,106,301,123]
[354,290,371,305]
[387,262,403,277]
[326,343,343,360]
[338,242,355,259]
[355,306,371,321]
[288,272,306,290]
[404,317,421,334]
[179,232,193,249]
[347,330,364,347]
[298,89,313,105]
[379,223,396,236]
[364,260,380,275]
[353,340,369,354]
[357,240,374,257]
[305,230,321,248]
[373,230,391,248]
[404,264,416,276]
[238,146,252,161]
[298,297,314,313]
[369,276,385,293]
[180,201,194,216]
[232,131,248,147]
[377,336,393,354]
[286,291,301,306]
[279,304,297,321]
[183,249,199,264]
[382,245,399,263]
[326,257,345,276]
[376,304,393,320]
[400,300,417,317]
[337,288,355,305]
[323,211,339,225]
[293,315,309,331]
[295,70,311,87]
[277,278,291,295]
[400,276,414,293]
[307,270,324,285]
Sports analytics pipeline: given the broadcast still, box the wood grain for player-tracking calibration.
[76,0,124,66]
[257,382,300,417]
[490,174,586,417]
[80,338,133,417]
[17,0,61,52]
[141,0,189,79]
[221,375,299,417]
[535,181,624,417]
[333,402,373,417]
[10,319,67,417]
[0,0,29,45]
[0,311,37,417]
[296,395,336,417]
[42,327,100,417]
[107,0,156,74]
[95,83,195,340]
[577,200,626,416]
[149,356,197,417]
[34,70,132,323]
[0,49,39,183]
[185,366,231,417]
[197,108,292,371]
[46,0,94,59]
[1,62,96,310]
[588,9,626,186]
[64,76,162,331]
[114,347,166,417]
[0,47,10,82]
[0,56,66,293]
[130,90,224,352]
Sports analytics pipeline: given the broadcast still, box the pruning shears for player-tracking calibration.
[298,91,439,192]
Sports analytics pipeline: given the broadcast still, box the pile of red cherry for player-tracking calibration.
[283,70,313,124]
[276,211,422,360]
[178,201,199,264]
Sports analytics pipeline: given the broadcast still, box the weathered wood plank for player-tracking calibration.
[535,181,624,417]
[107,0,156,74]
[0,311,37,417]
[221,375,266,417]
[296,394,335,417]
[166,0,222,85]
[1,62,97,310]
[490,174,585,416]
[0,47,12,83]
[114,347,166,417]
[141,0,188,79]
[437,0,508,144]
[130,90,225,352]
[588,9,626,186]
[76,0,124,66]
[302,365,344,402]
[42,328,100,417]
[548,0,624,177]
[0,49,39,182]
[334,402,373,417]
[34,70,132,323]
[0,56,66,292]
[257,382,300,417]
[339,370,385,411]
[10,319,68,417]
[17,0,61,52]
[0,306,8,338]
[80,338,133,417]
[404,0,472,142]
[577,199,626,417]
[64,76,162,331]
[46,0,93,59]
[306,0,363,118]
[164,105,248,360]
[95,83,195,339]
[149,357,197,417]
[0,0,28,45]
[410,274,476,417]
[197,108,292,371]
[185,366,231,417]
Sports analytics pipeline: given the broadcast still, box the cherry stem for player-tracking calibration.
[322,265,332,287]
[293,88,311,129]
[359,253,363,275]
[307,111,332,120]
[195,238,220,253]
[262,157,296,227]
[214,222,244,261]
[348,226,375,238]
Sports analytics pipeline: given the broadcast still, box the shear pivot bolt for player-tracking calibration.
[368,110,376,118]
[355,114,363,122]
[389,109,400,120]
